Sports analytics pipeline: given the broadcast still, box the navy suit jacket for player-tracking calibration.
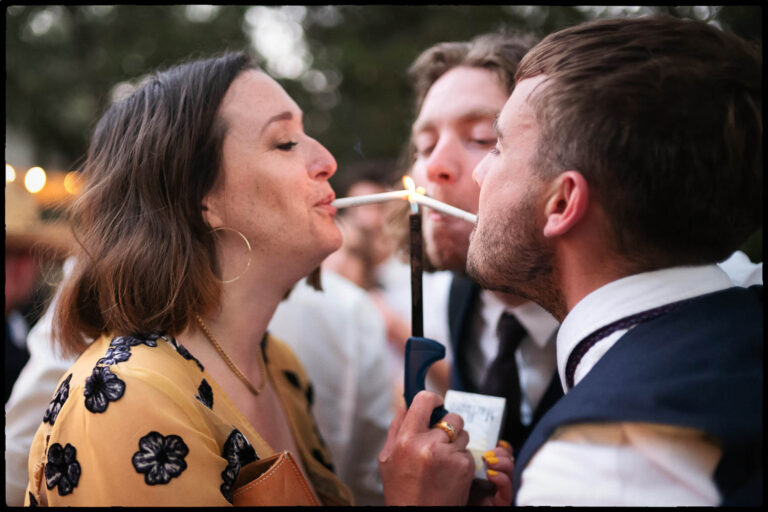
[513,286,763,506]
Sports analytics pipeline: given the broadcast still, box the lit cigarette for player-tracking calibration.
[412,194,477,224]
[331,190,409,208]
[331,177,477,224]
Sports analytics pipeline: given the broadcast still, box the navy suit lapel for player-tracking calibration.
[447,274,481,391]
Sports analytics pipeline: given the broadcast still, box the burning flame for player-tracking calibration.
[402,176,420,213]
[402,176,426,198]
[402,175,415,197]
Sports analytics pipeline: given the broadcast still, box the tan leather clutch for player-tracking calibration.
[232,450,320,506]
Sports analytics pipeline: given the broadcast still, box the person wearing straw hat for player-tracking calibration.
[5,180,73,404]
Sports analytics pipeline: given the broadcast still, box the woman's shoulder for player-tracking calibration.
[70,333,208,388]
[37,332,212,432]
[27,332,243,506]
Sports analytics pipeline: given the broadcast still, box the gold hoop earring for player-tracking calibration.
[211,226,252,284]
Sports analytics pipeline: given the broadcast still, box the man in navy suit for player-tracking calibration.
[406,31,564,457]
[466,16,762,505]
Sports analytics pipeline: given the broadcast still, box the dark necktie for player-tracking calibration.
[480,312,527,451]
[565,297,694,389]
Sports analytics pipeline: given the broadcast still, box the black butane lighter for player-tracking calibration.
[403,211,448,426]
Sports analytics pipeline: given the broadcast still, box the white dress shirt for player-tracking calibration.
[269,272,393,506]
[471,291,559,425]
[5,263,393,506]
[517,263,754,506]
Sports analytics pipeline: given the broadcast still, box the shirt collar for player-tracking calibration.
[556,264,735,391]
[480,290,559,349]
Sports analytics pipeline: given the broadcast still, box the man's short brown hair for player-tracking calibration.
[516,16,762,269]
[408,31,538,118]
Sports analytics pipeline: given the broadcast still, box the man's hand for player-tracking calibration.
[378,391,475,505]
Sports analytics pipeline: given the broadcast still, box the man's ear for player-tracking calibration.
[542,170,589,238]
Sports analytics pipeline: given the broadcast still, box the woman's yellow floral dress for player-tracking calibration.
[25,332,353,506]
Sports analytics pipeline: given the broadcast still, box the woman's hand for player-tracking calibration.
[378,391,475,505]
[469,441,515,506]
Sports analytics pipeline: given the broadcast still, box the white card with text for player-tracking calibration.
[443,390,506,479]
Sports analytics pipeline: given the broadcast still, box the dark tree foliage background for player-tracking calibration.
[5,5,762,260]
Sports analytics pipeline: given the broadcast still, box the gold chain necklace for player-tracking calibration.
[194,313,266,396]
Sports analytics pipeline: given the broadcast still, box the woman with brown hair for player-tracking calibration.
[23,50,346,506]
[23,51,354,506]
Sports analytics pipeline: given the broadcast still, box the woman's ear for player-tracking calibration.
[542,170,589,238]
[201,195,225,230]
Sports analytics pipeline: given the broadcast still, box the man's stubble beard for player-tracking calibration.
[467,197,567,319]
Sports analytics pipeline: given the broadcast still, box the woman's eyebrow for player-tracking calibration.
[260,111,294,134]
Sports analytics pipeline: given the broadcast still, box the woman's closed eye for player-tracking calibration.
[276,141,298,151]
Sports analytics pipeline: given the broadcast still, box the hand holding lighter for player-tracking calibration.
[403,337,449,427]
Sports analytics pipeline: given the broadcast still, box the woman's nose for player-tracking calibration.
[308,139,337,180]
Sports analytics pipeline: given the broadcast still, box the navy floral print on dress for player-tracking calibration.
[43,373,72,425]
[283,370,302,390]
[132,431,189,485]
[312,448,335,473]
[111,333,160,348]
[195,379,214,409]
[45,442,81,496]
[97,344,132,366]
[220,428,258,503]
[170,338,205,371]
[83,366,126,413]
[305,382,314,408]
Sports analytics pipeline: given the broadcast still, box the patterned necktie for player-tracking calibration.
[565,297,694,389]
[481,312,527,450]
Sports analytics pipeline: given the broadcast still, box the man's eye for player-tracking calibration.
[276,141,298,151]
[473,139,496,146]
[415,146,434,158]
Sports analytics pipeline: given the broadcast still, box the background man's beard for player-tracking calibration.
[467,203,567,319]
[425,243,467,272]
[424,230,470,273]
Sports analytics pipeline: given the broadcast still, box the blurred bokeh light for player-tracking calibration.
[24,166,46,193]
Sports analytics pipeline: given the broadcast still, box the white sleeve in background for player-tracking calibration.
[269,272,393,506]
[5,257,79,506]
[517,422,722,506]
[718,250,763,286]
[344,278,395,505]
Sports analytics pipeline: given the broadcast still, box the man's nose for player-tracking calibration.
[425,135,462,184]
[472,154,490,186]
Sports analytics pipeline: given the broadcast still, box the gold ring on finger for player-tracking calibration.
[434,420,457,443]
